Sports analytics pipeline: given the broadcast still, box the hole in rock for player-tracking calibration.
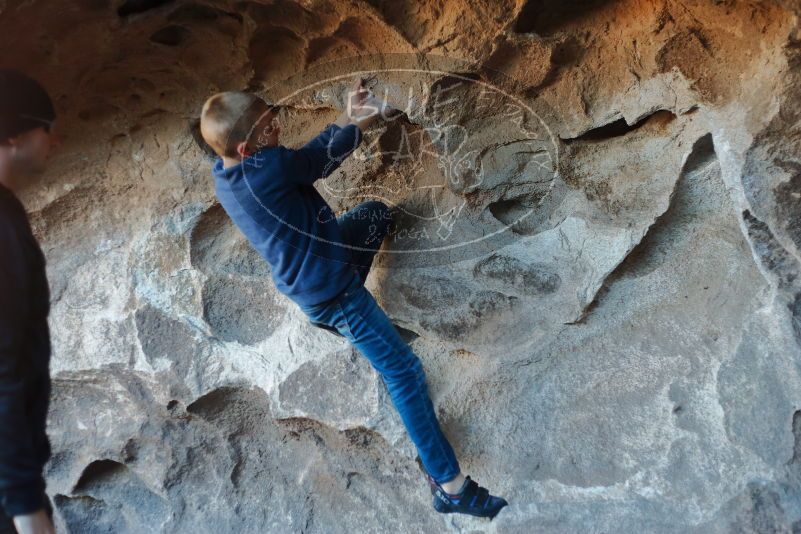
[564,110,675,144]
[488,198,529,235]
[514,0,612,35]
[306,35,354,65]
[487,193,550,236]
[473,253,561,295]
[187,386,269,426]
[65,458,169,531]
[393,323,420,343]
[117,0,174,17]
[74,459,127,492]
[187,387,235,418]
[167,2,241,23]
[248,26,305,85]
[134,305,195,379]
[790,293,801,344]
[791,410,801,466]
[201,276,281,345]
[571,133,720,323]
[149,25,190,46]
[343,426,381,448]
[682,133,716,174]
[190,203,269,276]
[188,118,217,159]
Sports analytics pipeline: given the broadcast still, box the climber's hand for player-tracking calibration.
[13,509,55,534]
[347,78,382,130]
[348,77,371,113]
[333,78,370,128]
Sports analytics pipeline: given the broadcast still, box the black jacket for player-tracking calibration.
[0,184,50,517]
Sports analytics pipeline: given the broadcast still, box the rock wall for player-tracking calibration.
[2,0,801,532]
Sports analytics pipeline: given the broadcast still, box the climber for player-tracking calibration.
[199,79,508,519]
[0,70,59,534]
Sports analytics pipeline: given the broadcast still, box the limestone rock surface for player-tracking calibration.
[1,0,801,532]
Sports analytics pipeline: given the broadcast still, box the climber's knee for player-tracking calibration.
[380,351,424,385]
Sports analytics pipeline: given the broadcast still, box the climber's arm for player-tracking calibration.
[283,123,363,185]
[283,78,392,185]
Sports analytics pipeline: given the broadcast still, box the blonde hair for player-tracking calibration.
[200,91,269,158]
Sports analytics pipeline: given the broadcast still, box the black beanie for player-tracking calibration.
[0,69,55,142]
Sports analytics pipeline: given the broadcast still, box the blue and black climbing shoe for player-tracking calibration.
[426,474,508,519]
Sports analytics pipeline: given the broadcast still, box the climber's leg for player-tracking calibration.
[336,200,392,283]
[297,267,509,519]
[305,200,392,337]
[298,281,461,484]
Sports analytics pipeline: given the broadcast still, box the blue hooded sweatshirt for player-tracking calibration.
[212,122,363,306]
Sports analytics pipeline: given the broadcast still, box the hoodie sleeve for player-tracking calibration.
[282,123,364,185]
[0,215,45,517]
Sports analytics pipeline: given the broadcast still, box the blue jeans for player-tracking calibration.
[298,201,461,484]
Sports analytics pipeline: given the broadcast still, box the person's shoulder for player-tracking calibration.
[0,204,24,259]
[210,156,231,178]
[0,188,24,234]
[211,156,247,191]
[246,145,293,174]
[255,144,285,159]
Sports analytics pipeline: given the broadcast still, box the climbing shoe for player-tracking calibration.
[426,474,508,519]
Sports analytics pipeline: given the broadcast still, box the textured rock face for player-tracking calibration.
[2,0,801,532]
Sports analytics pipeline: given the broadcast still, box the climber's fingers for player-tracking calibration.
[349,77,370,105]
